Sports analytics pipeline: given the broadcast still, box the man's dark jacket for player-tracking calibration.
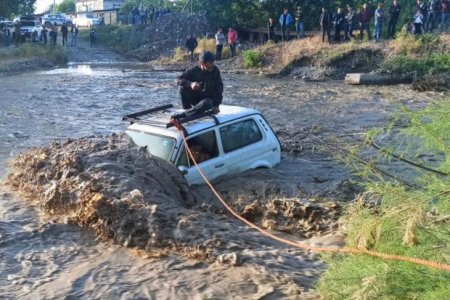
[389,4,401,19]
[177,65,223,107]
[320,12,332,27]
[185,37,197,50]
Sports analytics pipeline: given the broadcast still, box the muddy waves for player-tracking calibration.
[6,134,340,265]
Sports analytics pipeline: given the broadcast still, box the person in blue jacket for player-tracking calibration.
[279,8,293,42]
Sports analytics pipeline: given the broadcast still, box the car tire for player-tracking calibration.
[66,21,72,27]
[44,21,51,27]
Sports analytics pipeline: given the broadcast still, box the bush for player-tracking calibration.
[14,44,67,64]
[383,53,450,76]
[390,33,442,56]
[243,50,264,68]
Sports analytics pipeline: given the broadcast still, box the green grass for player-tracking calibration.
[318,99,450,299]
[14,43,67,64]
[383,53,450,76]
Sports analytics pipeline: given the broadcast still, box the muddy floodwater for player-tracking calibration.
[0,61,442,299]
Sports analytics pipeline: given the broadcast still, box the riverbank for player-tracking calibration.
[0,44,67,74]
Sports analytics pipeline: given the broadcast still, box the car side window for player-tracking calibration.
[177,130,218,167]
[220,119,262,153]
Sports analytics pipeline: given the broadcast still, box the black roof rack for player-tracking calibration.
[122,104,220,132]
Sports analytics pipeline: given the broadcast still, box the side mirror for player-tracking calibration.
[178,166,189,175]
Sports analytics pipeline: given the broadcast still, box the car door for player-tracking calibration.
[176,129,227,185]
[218,117,275,175]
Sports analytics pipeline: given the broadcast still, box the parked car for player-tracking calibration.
[124,105,281,185]
[42,13,72,27]
[0,18,14,30]
[73,14,100,27]
[19,20,42,40]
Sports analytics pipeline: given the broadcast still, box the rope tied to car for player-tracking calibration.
[172,121,450,272]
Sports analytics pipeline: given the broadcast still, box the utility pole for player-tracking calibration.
[53,0,56,12]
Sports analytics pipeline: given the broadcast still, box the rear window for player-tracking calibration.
[126,130,176,161]
[220,119,262,153]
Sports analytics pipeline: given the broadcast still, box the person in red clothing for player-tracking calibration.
[359,3,372,40]
[227,27,238,58]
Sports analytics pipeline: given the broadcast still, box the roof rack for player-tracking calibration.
[122,104,220,130]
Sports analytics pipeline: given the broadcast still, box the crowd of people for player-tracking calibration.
[130,6,171,26]
[2,21,83,48]
[273,0,450,43]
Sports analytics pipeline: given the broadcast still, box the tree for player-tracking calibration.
[56,0,76,13]
[0,0,36,18]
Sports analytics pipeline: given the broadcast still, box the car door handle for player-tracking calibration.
[215,163,225,168]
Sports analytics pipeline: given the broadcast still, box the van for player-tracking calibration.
[124,105,281,185]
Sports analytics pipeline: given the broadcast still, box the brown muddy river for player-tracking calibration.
[0,63,442,299]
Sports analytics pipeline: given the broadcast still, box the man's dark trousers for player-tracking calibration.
[179,86,214,117]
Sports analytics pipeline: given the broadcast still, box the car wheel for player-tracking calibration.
[45,21,51,27]
[66,21,72,27]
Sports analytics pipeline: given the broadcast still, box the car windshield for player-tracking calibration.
[21,21,35,26]
[126,130,176,161]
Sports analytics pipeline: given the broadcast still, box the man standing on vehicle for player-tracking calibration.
[173,51,223,119]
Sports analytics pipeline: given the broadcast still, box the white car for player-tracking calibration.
[73,14,100,27]
[42,13,72,27]
[124,105,281,185]
[19,20,42,39]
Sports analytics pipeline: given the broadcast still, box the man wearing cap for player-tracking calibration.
[173,50,223,119]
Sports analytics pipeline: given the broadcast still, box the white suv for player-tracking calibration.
[19,20,42,39]
[124,105,281,185]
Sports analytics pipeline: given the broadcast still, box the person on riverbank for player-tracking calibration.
[359,3,372,40]
[185,34,198,61]
[425,0,440,32]
[374,3,385,42]
[61,23,68,47]
[388,0,401,38]
[320,7,332,43]
[334,7,346,42]
[173,51,223,120]
[279,8,293,42]
[90,28,96,48]
[268,18,276,42]
[214,28,226,61]
[50,26,57,46]
[71,25,79,48]
[41,26,48,45]
[227,27,238,58]
[3,26,11,47]
[441,0,450,32]
[295,6,305,38]
[345,5,356,39]
[414,9,425,34]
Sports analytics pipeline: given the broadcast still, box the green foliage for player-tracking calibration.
[318,99,450,299]
[243,49,264,68]
[78,25,147,54]
[55,0,76,13]
[14,44,68,64]
[0,0,35,18]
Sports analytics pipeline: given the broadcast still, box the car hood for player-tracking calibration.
[20,26,39,30]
